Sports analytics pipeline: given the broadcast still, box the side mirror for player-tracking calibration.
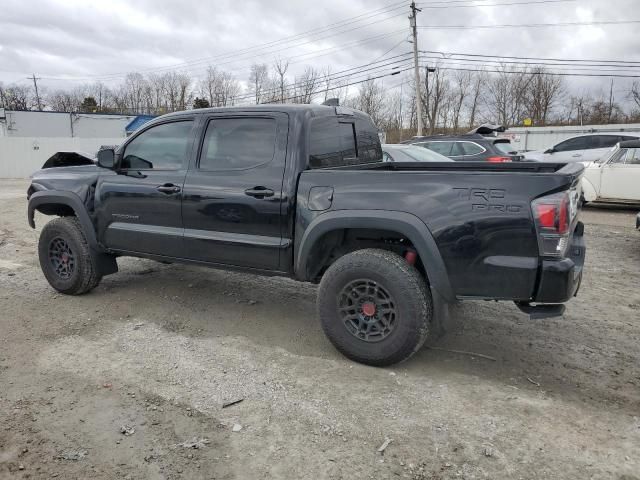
[544,148,555,154]
[97,149,115,169]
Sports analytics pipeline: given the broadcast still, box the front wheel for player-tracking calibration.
[317,249,432,366]
[38,217,102,295]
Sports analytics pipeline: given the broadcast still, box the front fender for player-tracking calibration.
[295,209,455,302]
[28,190,99,249]
[581,177,597,202]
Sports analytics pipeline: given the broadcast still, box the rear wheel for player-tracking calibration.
[317,249,432,366]
[38,217,102,295]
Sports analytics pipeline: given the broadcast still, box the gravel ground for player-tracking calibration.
[0,178,639,480]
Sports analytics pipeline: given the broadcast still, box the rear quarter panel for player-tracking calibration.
[297,168,579,300]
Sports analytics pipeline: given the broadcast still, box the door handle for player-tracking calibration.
[156,184,181,194]
[571,154,582,158]
[245,186,274,198]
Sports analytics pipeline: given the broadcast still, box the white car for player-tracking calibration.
[525,133,639,163]
[582,140,640,205]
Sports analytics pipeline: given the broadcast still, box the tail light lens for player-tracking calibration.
[532,189,579,256]
[487,156,512,163]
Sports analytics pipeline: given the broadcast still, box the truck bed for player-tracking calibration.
[296,161,584,302]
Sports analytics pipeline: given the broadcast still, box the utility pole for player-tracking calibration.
[409,1,423,136]
[28,73,42,111]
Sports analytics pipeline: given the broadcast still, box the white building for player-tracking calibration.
[0,109,153,178]
[499,123,640,152]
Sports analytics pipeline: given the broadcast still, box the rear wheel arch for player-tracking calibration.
[295,210,454,302]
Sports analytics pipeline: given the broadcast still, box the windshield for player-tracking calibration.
[384,145,452,162]
[595,144,620,163]
[494,142,517,155]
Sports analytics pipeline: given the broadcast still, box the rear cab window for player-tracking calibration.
[308,115,382,168]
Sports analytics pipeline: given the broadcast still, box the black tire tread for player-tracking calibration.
[38,217,102,295]
[317,248,432,366]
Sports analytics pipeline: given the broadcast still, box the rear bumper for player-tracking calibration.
[636,212,640,230]
[533,221,585,303]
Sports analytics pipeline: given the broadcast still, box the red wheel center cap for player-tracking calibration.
[362,302,376,317]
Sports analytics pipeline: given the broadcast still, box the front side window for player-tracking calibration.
[122,121,192,170]
[199,117,277,171]
[608,149,626,164]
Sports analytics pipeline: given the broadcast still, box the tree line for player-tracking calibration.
[2,62,640,139]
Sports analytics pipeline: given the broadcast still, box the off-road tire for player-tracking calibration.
[318,248,432,366]
[38,217,102,295]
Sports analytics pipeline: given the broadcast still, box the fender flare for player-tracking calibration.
[295,209,455,302]
[28,190,99,249]
[581,177,597,202]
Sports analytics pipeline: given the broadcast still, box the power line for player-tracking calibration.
[418,54,640,71]
[261,66,413,104]
[416,0,575,8]
[417,20,640,29]
[420,64,640,78]
[420,49,640,66]
[221,55,414,103]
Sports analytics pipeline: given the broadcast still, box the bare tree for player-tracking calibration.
[291,67,319,104]
[347,79,387,126]
[467,71,485,129]
[525,68,565,126]
[451,71,472,132]
[0,83,32,110]
[273,58,289,104]
[423,67,448,134]
[631,81,640,110]
[249,63,269,104]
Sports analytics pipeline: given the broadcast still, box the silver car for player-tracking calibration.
[382,144,453,163]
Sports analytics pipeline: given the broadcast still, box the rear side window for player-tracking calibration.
[460,142,484,156]
[495,142,516,155]
[422,141,453,156]
[309,116,381,168]
[593,135,621,149]
[624,148,640,165]
[200,117,276,170]
[554,136,591,152]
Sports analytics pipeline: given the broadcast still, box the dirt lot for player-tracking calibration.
[1,178,639,480]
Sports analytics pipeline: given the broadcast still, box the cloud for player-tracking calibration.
[0,0,638,101]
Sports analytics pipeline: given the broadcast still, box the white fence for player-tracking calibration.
[0,137,123,178]
[499,123,640,152]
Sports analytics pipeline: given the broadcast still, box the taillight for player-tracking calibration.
[486,156,512,163]
[532,189,579,256]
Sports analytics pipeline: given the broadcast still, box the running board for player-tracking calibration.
[515,302,566,319]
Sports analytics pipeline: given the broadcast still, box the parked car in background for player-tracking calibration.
[405,134,523,162]
[582,140,640,205]
[382,144,453,162]
[525,133,639,163]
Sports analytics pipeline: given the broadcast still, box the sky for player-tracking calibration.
[1,0,639,102]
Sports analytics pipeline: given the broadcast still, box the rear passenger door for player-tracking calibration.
[583,135,621,162]
[180,113,289,270]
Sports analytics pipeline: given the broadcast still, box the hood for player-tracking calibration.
[41,151,96,169]
[523,150,545,161]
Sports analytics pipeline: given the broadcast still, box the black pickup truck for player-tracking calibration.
[27,105,585,366]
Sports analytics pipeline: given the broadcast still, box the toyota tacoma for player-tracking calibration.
[27,105,586,366]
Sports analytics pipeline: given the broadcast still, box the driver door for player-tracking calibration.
[600,147,640,201]
[95,118,197,257]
